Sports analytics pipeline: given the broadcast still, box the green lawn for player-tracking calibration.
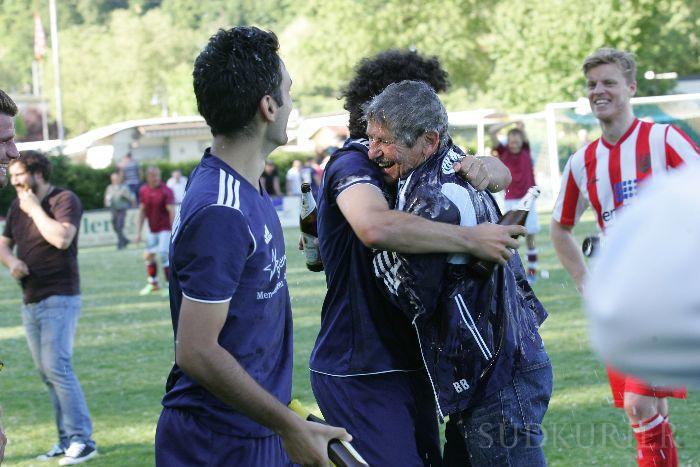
[0,215,697,466]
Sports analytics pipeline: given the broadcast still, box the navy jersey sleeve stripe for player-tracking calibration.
[217,169,226,205]
[182,291,232,304]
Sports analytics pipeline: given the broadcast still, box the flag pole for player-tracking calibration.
[48,0,64,141]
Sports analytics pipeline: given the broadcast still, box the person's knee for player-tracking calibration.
[623,393,658,423]
[144,251,155,262]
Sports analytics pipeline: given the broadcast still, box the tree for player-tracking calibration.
[44,8,199,134]
[486,0,700,111]
[280,0,495,115]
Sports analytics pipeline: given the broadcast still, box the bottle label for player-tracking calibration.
[301,233,320,263]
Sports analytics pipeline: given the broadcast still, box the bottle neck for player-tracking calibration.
[513,188,539,212]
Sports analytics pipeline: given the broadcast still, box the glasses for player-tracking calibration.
[367,135,396,147]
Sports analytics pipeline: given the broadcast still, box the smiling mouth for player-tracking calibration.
[373,157,395,169]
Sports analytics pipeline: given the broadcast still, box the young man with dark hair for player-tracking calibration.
[309,50,522,465]
[366,80,551,466]
[0,89,21,187]
[0,152,97,465]
[552,47,699,467]
[155,27,349,466]
[135,166,175,295]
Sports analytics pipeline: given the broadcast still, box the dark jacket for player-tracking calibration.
[373,142,548,419]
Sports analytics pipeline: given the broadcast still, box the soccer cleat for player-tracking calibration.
[159,286,170,298]
[139,283,160,296]
[36,444,65,461]
[58,442,98,465]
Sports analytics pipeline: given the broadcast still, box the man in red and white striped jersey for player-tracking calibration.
[551,48,698,467]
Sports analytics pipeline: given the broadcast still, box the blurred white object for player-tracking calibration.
[585,161,700,388]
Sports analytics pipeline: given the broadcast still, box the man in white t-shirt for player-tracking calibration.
[166,169,188,205]
[285,159,302,196]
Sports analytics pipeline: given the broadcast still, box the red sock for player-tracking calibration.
[632,414,678,467]
[146,262,158,283]
[527,249,538,276]
[163,266,170,283]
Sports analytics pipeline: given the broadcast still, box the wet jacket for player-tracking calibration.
[373,142,548,419]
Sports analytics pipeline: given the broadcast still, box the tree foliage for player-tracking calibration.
[0,0,697,134]
[487,0,700,111]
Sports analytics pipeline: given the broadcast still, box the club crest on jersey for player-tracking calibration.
[264,247,287,281]
[442,148,463,175]
[264,225,272,244]
[614,179,638,204]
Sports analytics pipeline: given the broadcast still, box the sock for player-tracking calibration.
[632,413,678,467]
[163,266,170,283]
[527,248,538,276]
[146,262,158,285]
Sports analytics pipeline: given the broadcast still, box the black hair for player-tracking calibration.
[11,151,51,181]
[193,26,283,137]
[507,128,524,139]
[0,90,18,117]
[343,50,449,139]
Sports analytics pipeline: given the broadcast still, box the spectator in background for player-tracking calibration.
[489,121,540,283]
[118,152,141,203]
[301,157,321,200]
[285,159,303,196]
[104,171,134,250]
[319,146,336,171]
[0,90,21,188]
[135,166,175,296]
[260,160,282,196]
[0,152,97,465]
[166,169,188,205]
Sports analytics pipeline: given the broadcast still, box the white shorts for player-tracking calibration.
[504,198,540,235]
[146,231,171,264]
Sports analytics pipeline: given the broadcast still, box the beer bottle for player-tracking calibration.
[470,186,541,279]
[300,182,323,272]
[288,400,369,467]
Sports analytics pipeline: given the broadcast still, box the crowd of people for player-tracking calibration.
[0,26,698,467]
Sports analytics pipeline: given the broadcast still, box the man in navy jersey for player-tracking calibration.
[155,27,349,467]
[309,50,524,466]
[365,81,551,465]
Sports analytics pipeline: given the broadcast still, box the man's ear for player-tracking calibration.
[423,131,440,156]
[629,80,637,97]
[258,95,278,123]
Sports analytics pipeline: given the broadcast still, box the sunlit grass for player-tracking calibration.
[0,219,697,466]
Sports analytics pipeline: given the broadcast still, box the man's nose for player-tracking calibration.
[368,145,382,160]
[8,143,19,159]
[591,82,605,94]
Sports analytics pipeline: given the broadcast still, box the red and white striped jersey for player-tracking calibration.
[553,119,699,230]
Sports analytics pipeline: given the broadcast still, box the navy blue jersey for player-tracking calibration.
[162,150,293,437]
[373,143,548,417]
[309,139,420,376]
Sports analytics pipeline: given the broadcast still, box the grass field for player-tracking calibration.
[1,213,698,466]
